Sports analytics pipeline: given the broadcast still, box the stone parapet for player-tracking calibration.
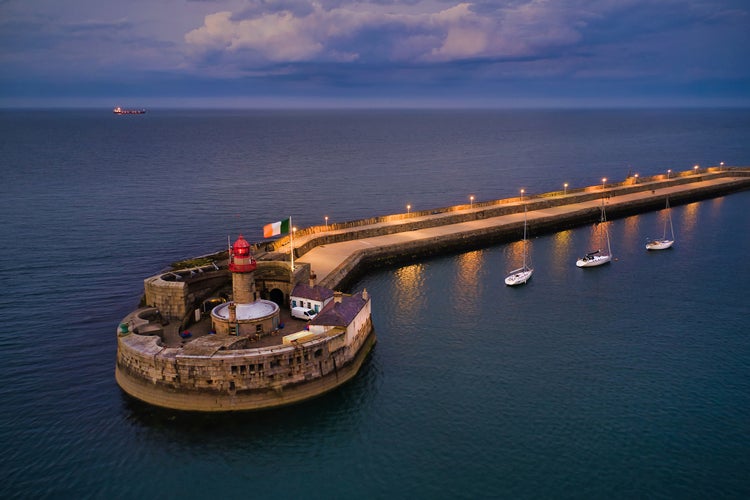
[115,319,375,412]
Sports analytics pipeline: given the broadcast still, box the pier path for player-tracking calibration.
[271,168,750,289]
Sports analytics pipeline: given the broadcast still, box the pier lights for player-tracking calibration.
[470,195,474,209]
[720,161,725,168]
[694,164,699,174]
[563,183,568,195]
[325,215,329,229]
[634,173,639,184]
[520,188,525,202]
[667,169,671,179]
[602,177,607,190]
[407,204,411,214]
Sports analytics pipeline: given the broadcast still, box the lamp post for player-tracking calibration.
[720,161,724,168]
[634,173,639,184]
[324,215,328,229]
[469,195,474,209]
[602,177,607,190]
[407,204,411,214]
[563,183,568,195]
[694,164,699,174]
[667,169,671,180]
[520,188,525,202]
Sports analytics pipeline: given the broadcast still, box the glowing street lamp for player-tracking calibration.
[694,164,699,174]
[667,169,671,179]
[324,215,329,229]
[563,183,568,195]
[720,161,725,168]
[469,195,474,208]
[602,177,607,190]
[634,173,639,184]
[406,204,411,214]
[520,188,525,202]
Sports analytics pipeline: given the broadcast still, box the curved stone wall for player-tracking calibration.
[115,316,374,411]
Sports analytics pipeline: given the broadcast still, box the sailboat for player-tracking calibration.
[576,196,612,268]
[646,198,675,250]
[505,206,534,285]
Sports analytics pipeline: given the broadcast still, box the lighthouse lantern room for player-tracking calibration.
[229,235,257,304]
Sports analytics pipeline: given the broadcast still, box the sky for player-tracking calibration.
[1,0,749,108]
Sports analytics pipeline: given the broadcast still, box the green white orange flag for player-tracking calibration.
[263,218,290,238]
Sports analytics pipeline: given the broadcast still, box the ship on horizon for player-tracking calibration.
[113,106,146,115]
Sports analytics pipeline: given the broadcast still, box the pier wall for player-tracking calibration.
[274,168,749,260]
[115,317,374,411]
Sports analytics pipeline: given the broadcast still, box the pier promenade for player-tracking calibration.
[270,167,750,290]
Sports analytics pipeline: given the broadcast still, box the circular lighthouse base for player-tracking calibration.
[211,299,280,336]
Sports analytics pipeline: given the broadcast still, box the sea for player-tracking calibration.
[1,108,749,499]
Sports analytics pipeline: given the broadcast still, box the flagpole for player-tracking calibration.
[289,216,294,271]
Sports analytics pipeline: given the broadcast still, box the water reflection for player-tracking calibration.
[504,240,525,270]
[551,230,573,274]
[678,201,700,245]
[621,213,640,247]
[452,250,486,317]
[393,263,427,317]
[583,221,610,255]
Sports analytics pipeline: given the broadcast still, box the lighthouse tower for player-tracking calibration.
[229,235,257,304]
[210,235,279,336]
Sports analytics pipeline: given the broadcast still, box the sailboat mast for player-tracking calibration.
[522,206,528,268]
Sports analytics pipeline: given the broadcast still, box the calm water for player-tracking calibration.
[1,109,749,498]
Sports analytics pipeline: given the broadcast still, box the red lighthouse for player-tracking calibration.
[229,235,257,303]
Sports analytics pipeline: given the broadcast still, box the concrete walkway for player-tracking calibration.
[281,171,749,286]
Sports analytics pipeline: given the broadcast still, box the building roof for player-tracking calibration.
[290,283,334,302]
[310,292,368,327]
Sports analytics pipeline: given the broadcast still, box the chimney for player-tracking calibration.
[309,270,317,288]
[333,291,343,304]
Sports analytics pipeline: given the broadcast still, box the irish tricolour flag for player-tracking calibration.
[263,218,290,238]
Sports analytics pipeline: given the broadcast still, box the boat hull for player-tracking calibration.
[646,239,674,250]
[576,254,612,267]
[505,268,533,286]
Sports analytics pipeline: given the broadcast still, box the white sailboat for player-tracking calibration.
[576,197,612,268]
[646,198,675,250]
[505,206,534,286]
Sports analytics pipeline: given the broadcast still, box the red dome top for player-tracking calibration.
[229,234,256,272]
[232,234,251,257]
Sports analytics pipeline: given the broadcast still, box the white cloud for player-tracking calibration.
[183,0,593,66]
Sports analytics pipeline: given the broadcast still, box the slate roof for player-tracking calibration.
[290,283,335,302]
[310,292,368,327]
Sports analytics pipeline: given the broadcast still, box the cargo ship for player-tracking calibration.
[113,107,146,115]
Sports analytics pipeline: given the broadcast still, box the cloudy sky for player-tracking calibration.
[1,0,749,107]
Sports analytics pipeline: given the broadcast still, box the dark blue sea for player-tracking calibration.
[1,108,749,498]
